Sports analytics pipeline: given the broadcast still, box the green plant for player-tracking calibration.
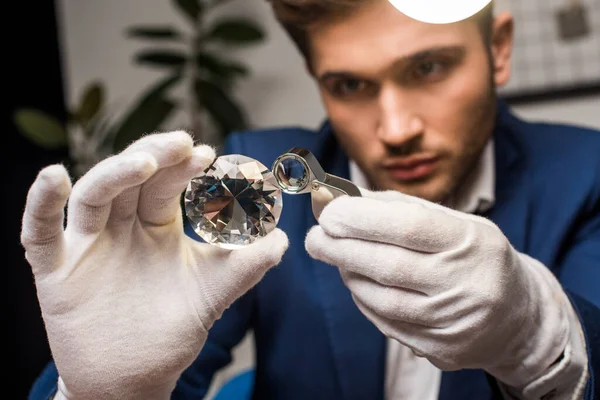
[14,81,113,177]
[125,0,265,146]
[13,0,265,177]
[14,78,184,177]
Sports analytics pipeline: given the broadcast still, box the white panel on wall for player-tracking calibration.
[493,0,600,129]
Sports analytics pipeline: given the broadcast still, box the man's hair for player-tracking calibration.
[266,0,495,61]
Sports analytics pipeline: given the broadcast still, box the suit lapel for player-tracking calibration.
[307,126,386,400]
[440,101,531,399]
[484,101,531,253]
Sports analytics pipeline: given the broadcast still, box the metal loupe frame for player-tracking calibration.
[272,147,362,219]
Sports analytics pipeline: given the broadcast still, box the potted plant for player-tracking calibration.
[14,0,265,177]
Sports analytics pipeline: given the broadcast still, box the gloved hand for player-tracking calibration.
[20,131,289,400]
[305,188,575,392]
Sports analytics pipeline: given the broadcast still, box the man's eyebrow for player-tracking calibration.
[406,45,466,62]
[318,71,357,82]
[318,45,466,81]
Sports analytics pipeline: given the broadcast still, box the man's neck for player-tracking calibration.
[443,138,496,214]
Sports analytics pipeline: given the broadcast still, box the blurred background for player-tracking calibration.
[4,0,599,398]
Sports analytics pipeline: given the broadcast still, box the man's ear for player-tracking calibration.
[490,11,514,88]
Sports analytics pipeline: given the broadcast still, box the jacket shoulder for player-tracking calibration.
[505,113,600,200]
[510,116,600,171]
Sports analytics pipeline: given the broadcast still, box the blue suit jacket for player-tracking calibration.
[30,101,600,399]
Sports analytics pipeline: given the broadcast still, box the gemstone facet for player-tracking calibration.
[184,154,283,249]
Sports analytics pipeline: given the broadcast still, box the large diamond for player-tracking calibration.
[184,154,283,249]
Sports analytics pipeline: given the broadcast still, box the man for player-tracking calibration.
[24,0,599,399]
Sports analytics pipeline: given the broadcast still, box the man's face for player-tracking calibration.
[308,1,511,202]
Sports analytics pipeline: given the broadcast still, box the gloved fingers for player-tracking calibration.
[107,131,198,221]
[107,186,142,223]
[318,195,467,253]
[138,145,216,226]
[340,270,436,327]
[120,130,195,167]
[191,228,289,319]
[352,295,424,346]
[21,164,72,274]
[359,187,501,231]
[67,152,158,234]
[343,265,477,328]
[305,225,441,294]
[359,187,456,211]
[358,187,423,203]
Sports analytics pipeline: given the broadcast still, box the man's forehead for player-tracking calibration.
[309,21,472,77]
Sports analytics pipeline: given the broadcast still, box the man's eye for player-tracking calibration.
[332,79,371,96]
[412,60,446,80]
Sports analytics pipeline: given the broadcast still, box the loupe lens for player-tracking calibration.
[273,155,310,194]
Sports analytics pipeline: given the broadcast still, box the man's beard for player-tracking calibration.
[437,92,497,205]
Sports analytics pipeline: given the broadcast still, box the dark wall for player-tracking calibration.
[3,0,69,398]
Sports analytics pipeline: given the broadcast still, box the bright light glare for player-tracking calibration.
[388,0,492,24]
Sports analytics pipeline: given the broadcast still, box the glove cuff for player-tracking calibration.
[56,375,176,400]
[501,297,589,399]
[487,252,585,392]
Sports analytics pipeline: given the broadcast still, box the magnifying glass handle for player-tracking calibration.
[310,173,362,219]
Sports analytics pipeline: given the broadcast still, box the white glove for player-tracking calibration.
[305,188,586,395]
[20,131,289,400]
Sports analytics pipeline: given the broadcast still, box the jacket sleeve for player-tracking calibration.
[171,290,255,399]
[558,168,600,399]
[28,361,60,400]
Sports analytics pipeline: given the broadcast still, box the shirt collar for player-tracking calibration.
[348,138,496,214]
[444,138,496,214]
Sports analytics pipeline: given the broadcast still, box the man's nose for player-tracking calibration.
[376,86,424,146]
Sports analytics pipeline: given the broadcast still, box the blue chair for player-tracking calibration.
[213,370,254,400]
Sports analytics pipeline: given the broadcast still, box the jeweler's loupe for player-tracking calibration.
[272,147,362,219]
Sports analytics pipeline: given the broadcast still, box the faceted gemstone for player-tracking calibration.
[184,154,283,249]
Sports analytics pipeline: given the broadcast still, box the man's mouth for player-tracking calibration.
[381,154,440,181]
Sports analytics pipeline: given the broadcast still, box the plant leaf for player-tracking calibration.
[172,0,202,23]
[226,63,250,76]
[112,74,182,152]
[75,81,105,126]
[207,19,265,44]
[195,79,247,136]
[13,109,68,149]
[196,52,250,82]
[88,110,117,149]
[134,50,187,68]
[126,25,183,40]
[206,0,234,8]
